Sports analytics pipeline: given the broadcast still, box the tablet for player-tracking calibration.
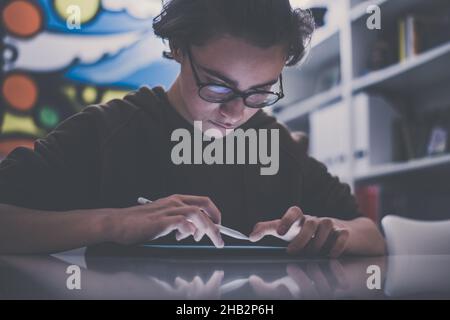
[86,243,292,261]
[142,244,291,261]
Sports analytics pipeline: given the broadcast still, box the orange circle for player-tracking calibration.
[2,0,42,37]
[0,138,35,158]
[2,74,38,111]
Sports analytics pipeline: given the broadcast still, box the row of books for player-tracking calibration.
[356,105,450,221]
[369,9,450,70]
[393,107,450,162]
[398,11,450,62]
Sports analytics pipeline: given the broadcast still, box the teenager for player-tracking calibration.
[0,0,385,256]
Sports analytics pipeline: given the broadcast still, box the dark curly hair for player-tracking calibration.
[153,0,315,67]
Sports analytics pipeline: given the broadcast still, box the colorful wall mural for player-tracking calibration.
[0,0,179,158]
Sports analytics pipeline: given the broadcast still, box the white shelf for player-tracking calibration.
[351,0,447,22]
[300,29,340,74]
[276,86,342,123]
[310,25,339,49]
[352,41,450,93]
[355,154,450,181]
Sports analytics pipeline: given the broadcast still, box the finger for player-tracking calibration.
[205,270,225,291]
[174,216,196,241]
[193,276,204,289]
[329,229,350,258]
[273,278,301,299]
[308,219,334,254]
[175,194,222,224]
[277,206,303,235]
[306,263,333,299]
[162,206,224,247]
[248,275,291,298]
[175,217,196,240]
[175,276,190,291]
[186,208,224,248]
[196,211,224,248]
[176,225,196,241]
[182,209,206,242]
[248,275,267,290]
[329,260,349,289]
[272,283,292,299]
[286,264,313,288]
[248,275,271,295]
[249,220,279,242]
[286,264,319,299]
[188,276,206,299]
[176,232,188,241]
[154,215,196,240]
[287,218,319,254]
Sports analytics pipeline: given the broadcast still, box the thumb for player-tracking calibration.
[249,220,279,242]
[277,206,303,235]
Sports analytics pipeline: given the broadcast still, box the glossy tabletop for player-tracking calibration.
[1,245,449,299]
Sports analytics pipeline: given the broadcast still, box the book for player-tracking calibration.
[355,185,380,222]
[398,18,407,62]
[398,11,450,62]
[398,14,420,61]
[405,14,420,57]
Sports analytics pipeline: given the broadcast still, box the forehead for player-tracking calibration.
[190,35,286,87]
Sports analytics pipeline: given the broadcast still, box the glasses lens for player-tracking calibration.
[199,85,234,102]
[245,92,279,108]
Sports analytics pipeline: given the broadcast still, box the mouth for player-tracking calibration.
[209,120,236,130]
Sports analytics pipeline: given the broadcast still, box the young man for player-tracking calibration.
[0,0,385,256]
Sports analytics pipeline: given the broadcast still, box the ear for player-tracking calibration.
[169,41,184,63]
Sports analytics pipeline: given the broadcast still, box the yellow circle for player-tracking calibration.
[54,0,100,24]
[82,86,98,104]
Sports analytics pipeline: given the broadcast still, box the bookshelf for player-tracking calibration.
[310,23,340,49]
[352,41,450,93]
[355,153,450,182]
[275,0,450,221]
[276,85,342,122]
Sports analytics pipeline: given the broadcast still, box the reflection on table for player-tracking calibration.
[1,247,449,299]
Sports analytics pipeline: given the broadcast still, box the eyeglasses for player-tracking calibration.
[187,48,284,109]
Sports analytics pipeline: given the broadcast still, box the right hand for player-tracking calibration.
[107,194,224,248]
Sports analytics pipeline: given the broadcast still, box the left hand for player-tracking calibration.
[249,261,350,299]
[249,206,350,257]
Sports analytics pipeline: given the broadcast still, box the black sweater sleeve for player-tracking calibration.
[301,155,362,220]
[0,87,168,211]
[0,106,102,210]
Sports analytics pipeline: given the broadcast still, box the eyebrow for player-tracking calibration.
[198,65,279,90]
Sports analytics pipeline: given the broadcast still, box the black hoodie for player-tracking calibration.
[0,86,361,239]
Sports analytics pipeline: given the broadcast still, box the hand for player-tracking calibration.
[107,194,224,248]
[249,262,349,299]
[248,274,301,299]
[168,271,224,300]
[249,206,350,257]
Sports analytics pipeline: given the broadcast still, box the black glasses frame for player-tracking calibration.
[187,48,284,108]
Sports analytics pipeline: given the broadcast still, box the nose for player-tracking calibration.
[219,98,245,124]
